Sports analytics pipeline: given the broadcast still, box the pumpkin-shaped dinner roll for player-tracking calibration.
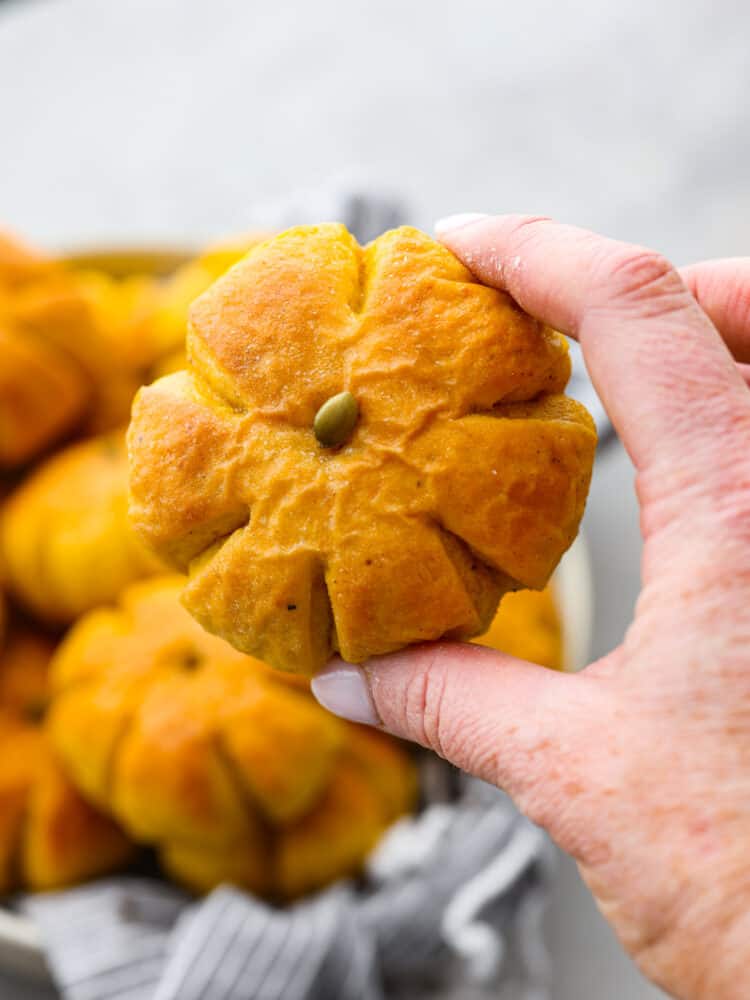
[128,224,597,674]
[6,268,157,434]
[0,242,160,454]
[47,576,416,898]
[0,231,88,467]
[474,585,563,671]
[0,432,162,625]
[0,629,132,893]
[3,233,272,442]
[0,322,88,469]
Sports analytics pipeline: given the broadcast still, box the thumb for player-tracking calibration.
[312,643,607,838]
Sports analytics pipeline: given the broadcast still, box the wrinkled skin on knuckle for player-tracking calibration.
[391,648,499,775]
[429,665,622,860]
[594,245,686,313]
[370,645,571,797]
[398,650,451,757]
[368,646,453,757]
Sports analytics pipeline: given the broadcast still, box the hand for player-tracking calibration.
[312,214,750,1000]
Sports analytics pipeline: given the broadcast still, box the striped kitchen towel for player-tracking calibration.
[23,782,554,1000]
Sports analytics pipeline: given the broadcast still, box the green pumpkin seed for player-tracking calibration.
[313,391,359,448]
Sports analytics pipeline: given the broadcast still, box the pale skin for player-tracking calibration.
[312,214,750,1000]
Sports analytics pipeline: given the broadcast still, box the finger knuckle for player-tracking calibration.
[607,247,676,293]
[597,246,686,312]
[401,650,452,758]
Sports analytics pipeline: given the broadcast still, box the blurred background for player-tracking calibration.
[1,0,748,997]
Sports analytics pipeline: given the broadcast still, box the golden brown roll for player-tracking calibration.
[128,224,596,674]
[0,231,89,466]
[0,629,131,893]
[48,576,416,898]
[0,322,88,469]
[0,228,154,460]
[7,270,155,434]
[0,230,273,447]
[0,432,162,624]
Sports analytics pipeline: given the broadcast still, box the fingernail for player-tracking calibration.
[311,661,379,726]
[434,213,489,236]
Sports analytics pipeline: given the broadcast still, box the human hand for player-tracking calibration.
[312,214,750,999]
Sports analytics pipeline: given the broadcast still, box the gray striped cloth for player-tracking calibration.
[22,781,554,1000]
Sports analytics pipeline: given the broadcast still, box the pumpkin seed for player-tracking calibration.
[313,391,359,447]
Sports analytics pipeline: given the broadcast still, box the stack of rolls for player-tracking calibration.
[0,226,420,898]
[0,222,578,900]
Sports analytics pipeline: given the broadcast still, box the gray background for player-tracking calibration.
[1,0,748,996]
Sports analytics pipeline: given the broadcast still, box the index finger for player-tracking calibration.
[436,215,749,480]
